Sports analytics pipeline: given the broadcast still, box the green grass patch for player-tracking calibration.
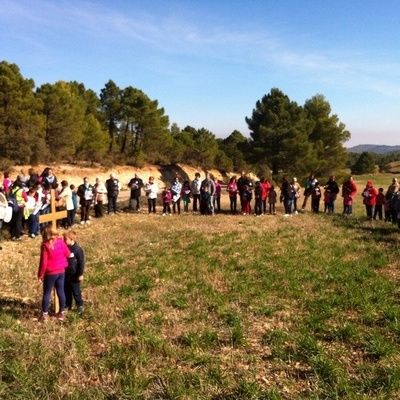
[2,185,400,398]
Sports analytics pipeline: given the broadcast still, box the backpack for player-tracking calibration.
[8,189,21,213]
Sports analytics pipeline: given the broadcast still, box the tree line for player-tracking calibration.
[1,60,354,179]
[347,151,400,175]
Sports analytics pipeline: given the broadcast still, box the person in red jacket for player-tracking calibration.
[342,176,357,215]
[362,181,377,220]
[38,226,71,322]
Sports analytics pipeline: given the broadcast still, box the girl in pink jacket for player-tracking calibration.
[38,226,71,322]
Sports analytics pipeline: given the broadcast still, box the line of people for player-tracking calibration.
[2,170,400,252]
[139,171,279,217]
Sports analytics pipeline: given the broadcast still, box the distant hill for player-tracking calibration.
[347,144,400,154]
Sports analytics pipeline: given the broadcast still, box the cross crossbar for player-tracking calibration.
[38,189,67,228]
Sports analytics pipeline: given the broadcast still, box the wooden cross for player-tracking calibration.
[38,189,68,315]
[38,189,67,228]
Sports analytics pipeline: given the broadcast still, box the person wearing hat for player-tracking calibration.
[361,181,377,220]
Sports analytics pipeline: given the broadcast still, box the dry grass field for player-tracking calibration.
[1,170,400,399]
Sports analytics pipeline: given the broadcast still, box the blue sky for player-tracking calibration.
[1,0,399,147]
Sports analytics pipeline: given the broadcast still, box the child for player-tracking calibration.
[311,182,322,213]
[3,172,12,196]
[24,188,40,238]
[227,177,238,214]
[343,192,353,216]
[213,178,222,213]
[63,230,85,313]
[181,180,191,213]
[241,184,252,215]
[200,185,211,215]
[161,186,172,216]
[37,226,71,322]
[323,188,331,213]
[374,188,385,220]
[70,184,78,226]
[254,181,263,216]
[268,186,277,215]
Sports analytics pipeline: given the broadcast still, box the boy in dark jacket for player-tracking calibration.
[63,230,85,312]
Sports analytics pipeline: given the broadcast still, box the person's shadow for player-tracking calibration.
[0,296,39,319]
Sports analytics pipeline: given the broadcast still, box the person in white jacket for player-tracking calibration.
[0,187,9,250]
[190,172,202,213]
[144,176,159,214]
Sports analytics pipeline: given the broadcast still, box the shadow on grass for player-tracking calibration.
[0,296,39,319]
[331,214,400,246]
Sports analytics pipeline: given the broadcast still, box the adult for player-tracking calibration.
[58,180,74,228]
[93,177,107,218]
[144,176,159,214]
[342,176,357,215]
[105,173,120,215]
[171,176,182,214]
[386,178,399,224]
[77,177,94,225]
[40,167,58,191]
[323,175,340,214]
[361,181,377,220]
[9,175,28,240]
[128,173,143,212]
[227,177,238,215]
[394,191,400,229]
[0,187,8,250]
[237,171,247,210]
[280,176,292,216]
[37,181,51,230]
[190,172,202,213]
[301,174,318,211]
[200,172,216,215]
[260,177,271,215]
[291,177,301,214]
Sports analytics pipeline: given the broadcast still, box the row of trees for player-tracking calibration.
[348,151,400,174]
[1,60,352,178]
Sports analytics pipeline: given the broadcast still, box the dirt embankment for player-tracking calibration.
[11,163,234,190]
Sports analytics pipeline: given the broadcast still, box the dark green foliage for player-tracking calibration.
[0,61,45,164]
[304,94,350,176]
[351,151,376,174]
[246,89,351,176]
[218,130,249,172]
[1,60,376,173]
[246,88,312,175]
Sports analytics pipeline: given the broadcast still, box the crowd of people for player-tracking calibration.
[1,168,400,251]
